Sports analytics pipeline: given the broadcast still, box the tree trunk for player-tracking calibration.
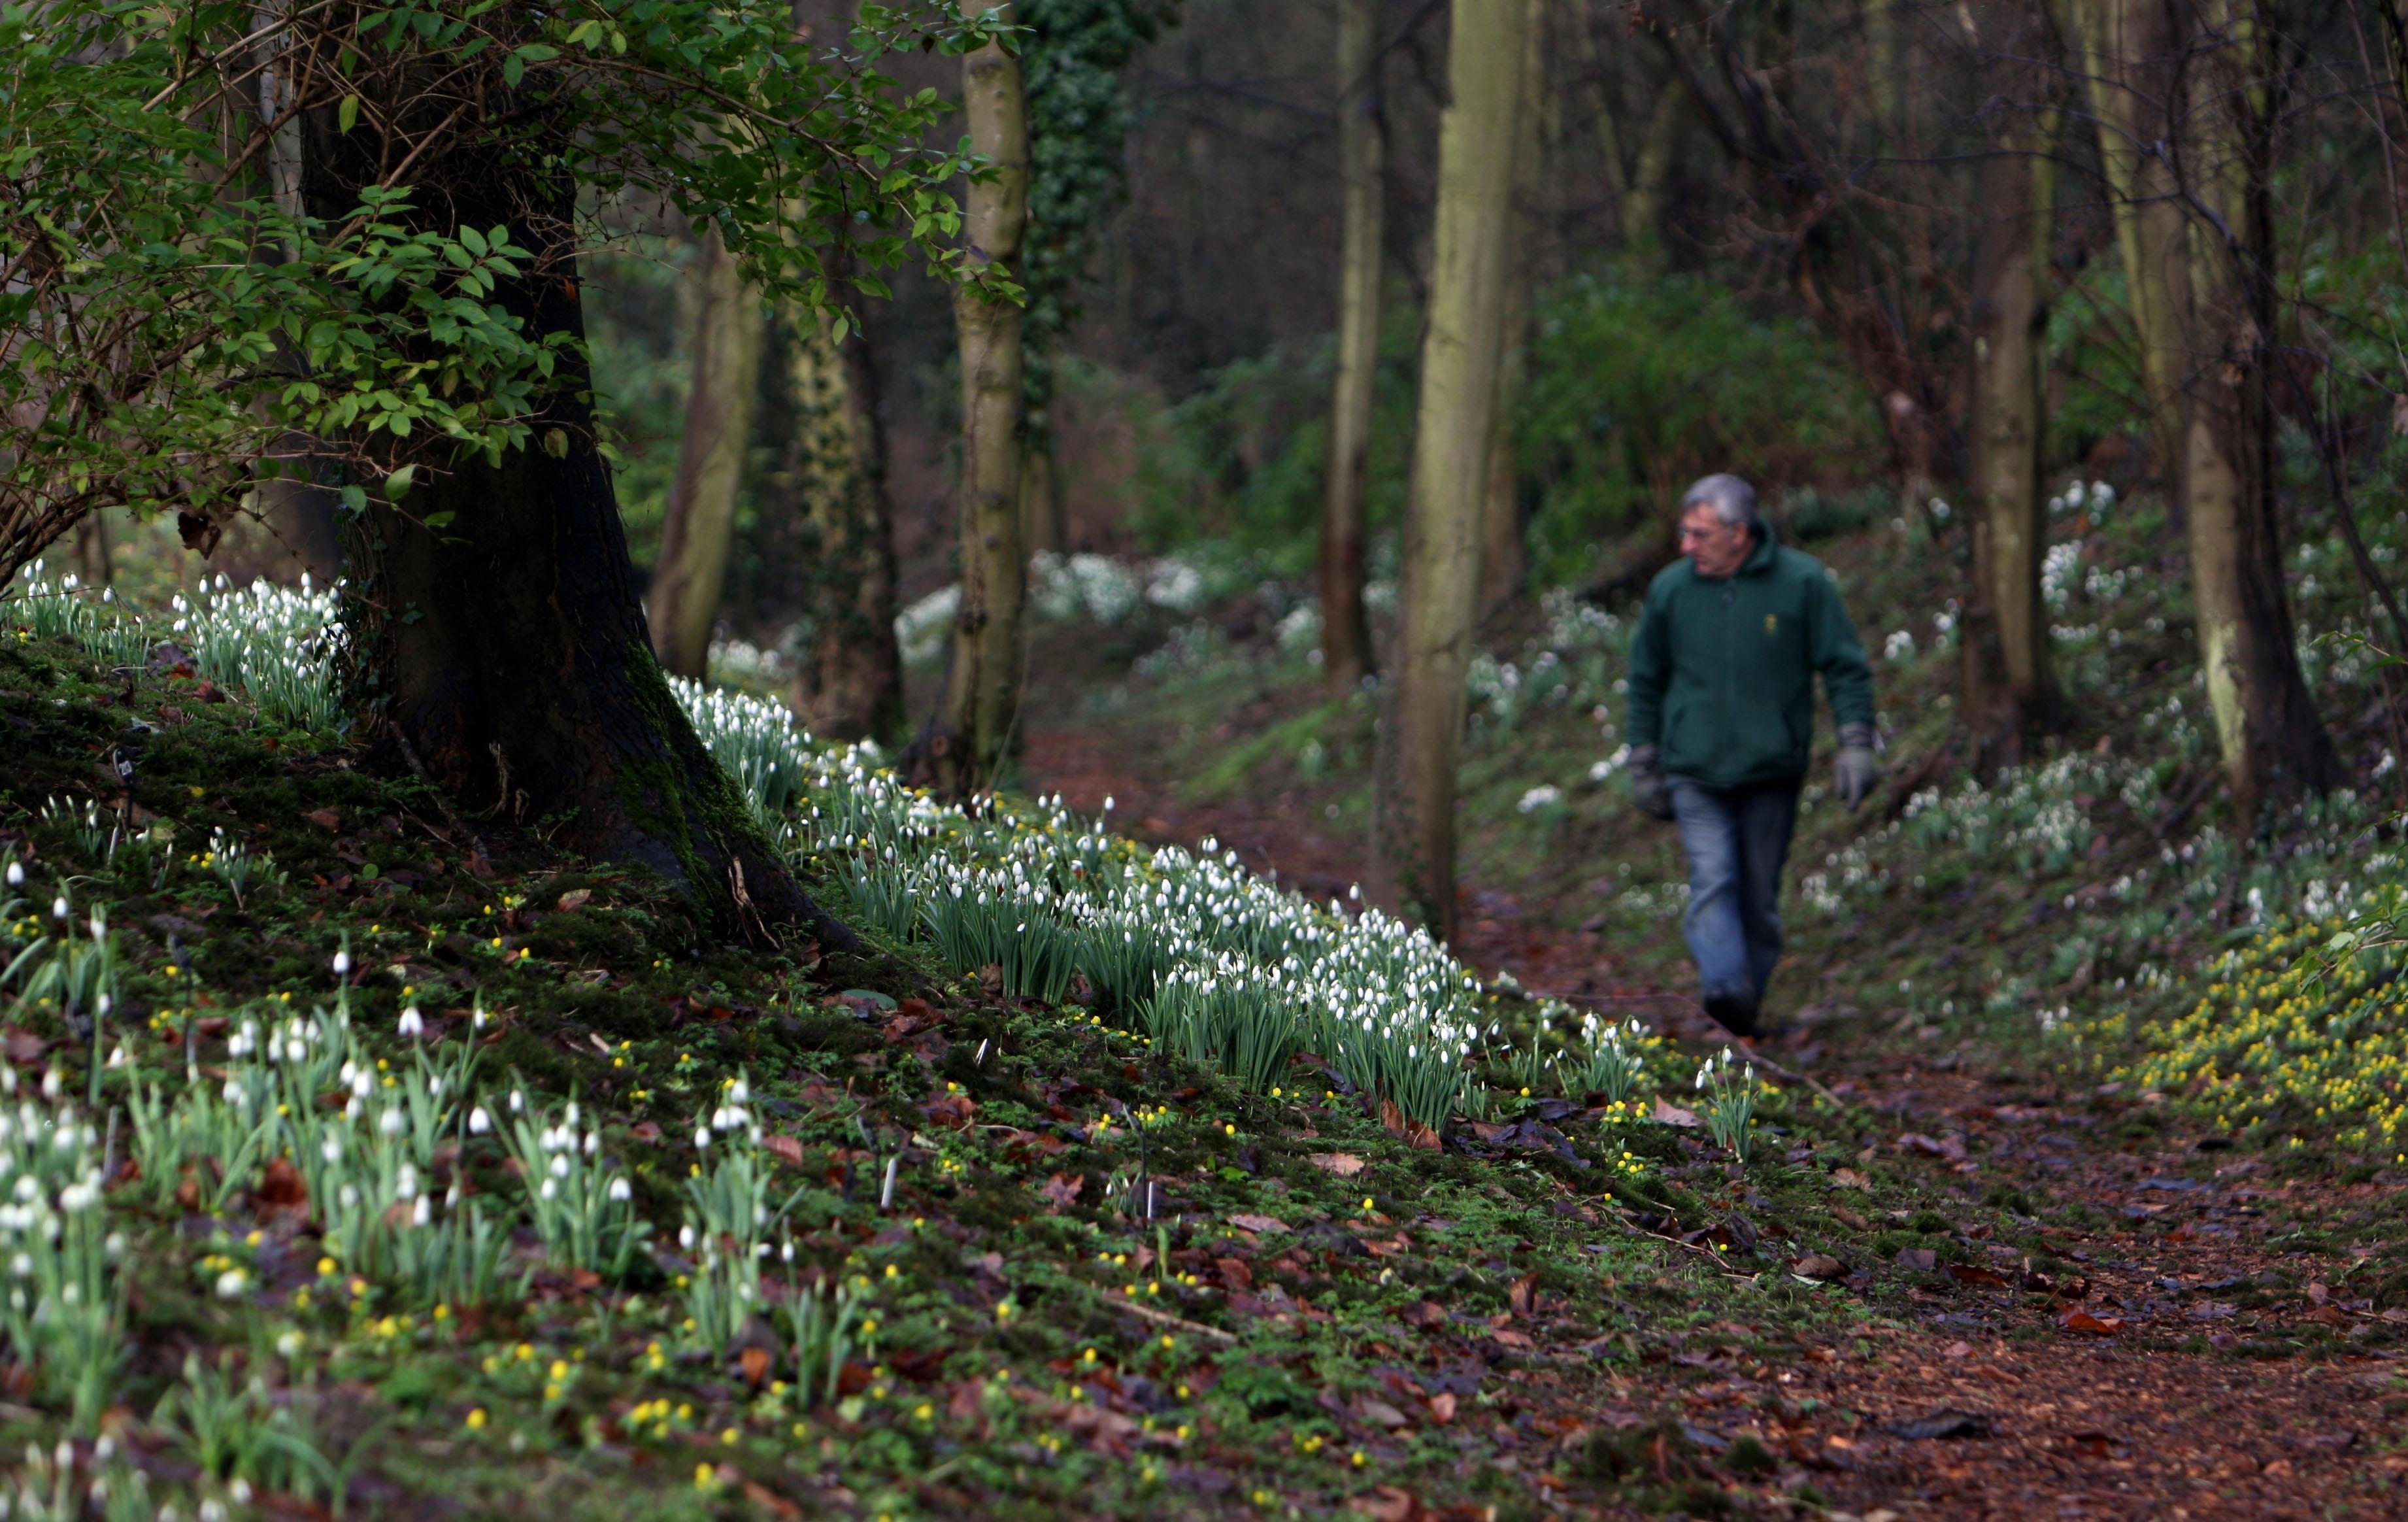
[1962,49,2058,763]
[1377,0,1537,941]
[310,122,836,947]
[1573,17,1679,263]
[1020,439,1066,558]
[785,298,905,745]
[649,226,767,681]
[73,513,110,586]
[1320,0,1384,698]
[2181,1,2342,818]
[1479,1,1549,622]
[2069,0,2191,506]
[928,4,1031,796]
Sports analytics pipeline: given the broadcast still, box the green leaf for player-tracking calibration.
[384,462,416,496]
[338,94,360,133]
[422,510,457,530]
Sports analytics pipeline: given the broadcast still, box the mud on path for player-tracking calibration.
[1022,726,2408,1520]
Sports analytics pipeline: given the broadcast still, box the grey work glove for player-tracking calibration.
[1835,723,1881,811]
[1628,744,1675,821]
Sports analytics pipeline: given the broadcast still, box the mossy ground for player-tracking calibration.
[0,628,2043,1519]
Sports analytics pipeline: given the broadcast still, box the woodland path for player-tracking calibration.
[1022,725,2406,1520]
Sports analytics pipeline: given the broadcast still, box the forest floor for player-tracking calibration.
[1018,716,2408,1521]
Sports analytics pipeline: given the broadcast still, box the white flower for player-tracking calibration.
[3,862,19,887]
[468,1106,492,1135]
[333,949,351,976]
[51,896,67,921]
[607,1176,631,1202]
[215,1268,247,1299]
[694,1127,711,1151]
[397,1006,424,1038]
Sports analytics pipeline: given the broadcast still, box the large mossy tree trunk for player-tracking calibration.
[927,3,1031,797]
[1962,39,2058,766]
[1319,0,1384,699]
[314,128,838,947]
[649,225,767,681]
[2179,2,2342,818]
[786,297,906,745]
[1377,0,1535,942]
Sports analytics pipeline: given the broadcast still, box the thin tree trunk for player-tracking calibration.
[1020,440,1066,557]
[2181,0,2341,818]
[928,3,1030,796]
[1573,18,1681,262]
[73,513,110,586]
[1479,1,1550,622]
[1320,0,1383,698]
[786,299,905,745]
[2070,0,2191,509]
[650,225,767,681]
[1963,46,2058,762]
[1378,0,1537,941]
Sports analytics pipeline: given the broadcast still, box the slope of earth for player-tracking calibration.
[1018,661,2408,1521]
[0,621,2255,1521]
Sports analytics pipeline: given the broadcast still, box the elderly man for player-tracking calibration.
[1624,475,1877,1038]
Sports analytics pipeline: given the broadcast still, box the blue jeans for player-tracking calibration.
[1667,775,1801,1005]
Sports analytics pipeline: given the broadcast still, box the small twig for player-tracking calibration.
[1097,1291,1237,1344]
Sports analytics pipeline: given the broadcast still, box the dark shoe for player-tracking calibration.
[1702,992,1760,1039]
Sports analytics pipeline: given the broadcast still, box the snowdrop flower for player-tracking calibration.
[678,1224,695,1251]
[51,895,67,922]
[397,1006,424,1038]
[88,913,105,942]
[4,861,19,887]
[694,1126,711,1151]
[215,1268,247,1299]
[608,1176,631,1202]
[508,1089,524,1114]
[333,949,351,977]
[469,1106,492,1135]
[320,1134,343,1165]
[378,1108,405,1136]
[539,1178,558,1201]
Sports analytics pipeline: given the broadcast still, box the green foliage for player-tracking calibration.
[1518,265,1882,581]
[0,0,1003,581]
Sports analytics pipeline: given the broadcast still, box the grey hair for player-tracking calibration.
[1680,473,1760,530]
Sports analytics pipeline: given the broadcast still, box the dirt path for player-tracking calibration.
[1022,726,2407,1519]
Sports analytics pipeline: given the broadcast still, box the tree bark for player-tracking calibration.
[1320,0,1384,698]
[1962,43,2058,763]
[928,3,1031,796]
[785,298,905,745]
[1377,0,1537,941]
[309,118,837,947]
[1479,0,1550,622]
[2180,0,2342,818]
[649,225,767,681]
[2069,0,2192,505]
[1020,439,1066,557]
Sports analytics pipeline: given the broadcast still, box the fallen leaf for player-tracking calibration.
[1793,1253,1845,1279]
[740,1346,771,1389]
[1488,1328,1535,1350]
[761,1134,804,1166]
[1039,1173,1084,1209]
[1652,1096,1701,1128]
[1360,1398,1411,1429]
[1398,1301,1447,1328]
[1216,1256,1253,1291]
[740,1480,801,1520]
[1830,1168,1873,1191]
[1403,1118,1442,1151]
[1946,1263,2010,1289]
[1310,1153,1368,1177]
[1896,1132,1948,1158]
[1508,1272,1538,1318]
[1228,1213,1290,1235]
[1884,1407,1993,1440]
[1942,1340,1975,1359]
[1896,1247,1937,1272]
[303,807,341,830]
[1426,1391,1457,1424]
[2058,1309,2124,1336]
[555,888,592,912]
[256,1156,309,1212]
[1,1026,46,1064]
[1349,1485,1423,1522]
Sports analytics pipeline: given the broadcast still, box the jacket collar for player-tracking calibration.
[1737,522,1781,576]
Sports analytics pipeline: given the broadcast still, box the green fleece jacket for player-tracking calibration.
[1625,528,1875,788]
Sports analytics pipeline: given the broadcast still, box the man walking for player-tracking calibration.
[1624,475,1878,1038]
